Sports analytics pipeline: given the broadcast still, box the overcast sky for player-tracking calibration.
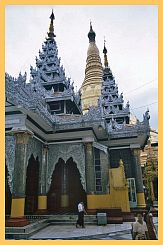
[5,5,158,129]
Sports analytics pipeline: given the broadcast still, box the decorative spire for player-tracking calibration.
[81,21,103,114]
[88,21,96,43]
[48,10,56,39]
[103,38,108,68]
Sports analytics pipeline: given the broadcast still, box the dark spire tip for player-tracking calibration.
[103,38,107,54]
[50,9,55,20]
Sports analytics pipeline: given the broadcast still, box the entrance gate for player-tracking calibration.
[47,157,86,213]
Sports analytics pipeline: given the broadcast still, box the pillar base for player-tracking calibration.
[5,217,29,227]
[136,204,146,208]
[38,195,47,210]
[35,209,48,215]
[137,193,146,208]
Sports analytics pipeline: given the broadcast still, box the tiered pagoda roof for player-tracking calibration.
[98,41,130,130]
[5,11,150,142]
[29,10,81,115]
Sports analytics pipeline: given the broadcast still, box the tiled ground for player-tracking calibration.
[28,217,158,240]
[29,223,131,239]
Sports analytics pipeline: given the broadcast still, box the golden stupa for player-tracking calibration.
[80,23,103,114]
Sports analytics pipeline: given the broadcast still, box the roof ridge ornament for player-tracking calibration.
[103,37,108,68]
[47,10,56,39]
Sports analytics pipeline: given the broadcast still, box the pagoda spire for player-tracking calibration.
[103,38,108,68]
[80,22,103,114]
[99,38,130,126]
[48,10,56,39]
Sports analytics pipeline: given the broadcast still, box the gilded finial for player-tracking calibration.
[119,159,124,166]
[103,37,108,68]
[48,10,56,39]
[88,20,96,42]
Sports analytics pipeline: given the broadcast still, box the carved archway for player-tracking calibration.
[25,154,39,214]
[47,144,86,192]
[47,157,86,213]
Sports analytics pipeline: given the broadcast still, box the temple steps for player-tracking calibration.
[26,210,135,224]
[47,215,97,225]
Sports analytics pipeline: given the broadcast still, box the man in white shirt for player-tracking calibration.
[132,213,149,240]
[76,201,87,228]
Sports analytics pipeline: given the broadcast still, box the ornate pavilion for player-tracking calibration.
[5,11,150,227]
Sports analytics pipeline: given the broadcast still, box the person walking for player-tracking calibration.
[76,201,87,228]
[144,206,157,240]
[132,213,149,240]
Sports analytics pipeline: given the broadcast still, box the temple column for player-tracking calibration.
[37,144,48,214]
[132,148,146,208]
[6,131,32,227]
[84,140,95,194]
[61,163,69,208]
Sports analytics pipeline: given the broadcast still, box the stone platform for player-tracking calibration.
[29,223,133,240]
[5,214,96,239]
[5,215,158,240]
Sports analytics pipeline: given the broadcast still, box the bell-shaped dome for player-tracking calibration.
[87,42,99,56]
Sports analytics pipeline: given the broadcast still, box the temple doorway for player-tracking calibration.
[25,154,39,214]
[47,157,86,213]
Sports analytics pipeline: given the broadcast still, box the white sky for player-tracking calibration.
[5,5,158,129]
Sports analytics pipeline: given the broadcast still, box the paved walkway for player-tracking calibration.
[29,224,131,240]
[29,217,158,240]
